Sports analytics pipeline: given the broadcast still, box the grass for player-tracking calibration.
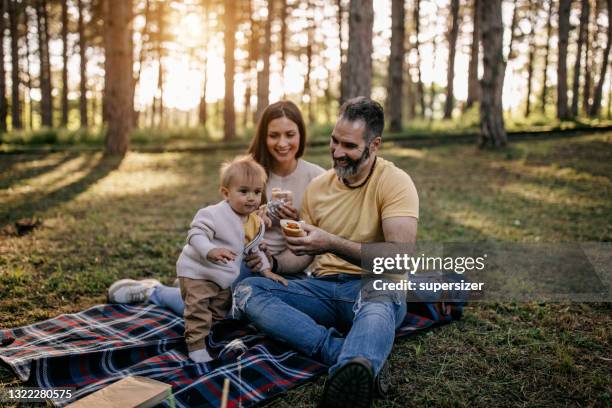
[0,132,610,407]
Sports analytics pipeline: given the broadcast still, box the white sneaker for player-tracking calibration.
[189,348,214,363]
[107,278,161,304]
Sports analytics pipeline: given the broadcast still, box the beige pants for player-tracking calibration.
[179,277,232,352]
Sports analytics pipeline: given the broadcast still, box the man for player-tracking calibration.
[234,96,419,408]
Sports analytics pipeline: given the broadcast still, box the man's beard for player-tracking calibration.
[333,147,370,179]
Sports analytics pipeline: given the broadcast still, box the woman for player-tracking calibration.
[107,101,325,316]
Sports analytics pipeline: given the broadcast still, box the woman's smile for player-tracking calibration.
[266,117,300,170]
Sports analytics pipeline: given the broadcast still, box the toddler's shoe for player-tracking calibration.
[107,278,161,304]
[189,347,214,363]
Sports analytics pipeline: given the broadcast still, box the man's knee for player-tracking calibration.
[233,276,274,316]
[354,300,394,317]
[353,293,406,327]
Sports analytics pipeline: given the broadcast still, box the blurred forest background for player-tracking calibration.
[0,0,611,153]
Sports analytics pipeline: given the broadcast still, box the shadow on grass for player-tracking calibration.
[0,154,123,228]
[385,143,611,241]
[524,139,612,180]
[0,152,81,190]
[0,152,54,175]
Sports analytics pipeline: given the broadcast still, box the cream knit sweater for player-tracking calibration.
[176,200,271,289]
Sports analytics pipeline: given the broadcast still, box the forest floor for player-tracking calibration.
[0,132,610,407]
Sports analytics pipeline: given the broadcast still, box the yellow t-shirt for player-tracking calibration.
[301,157,419,276]
[243,212,260,244]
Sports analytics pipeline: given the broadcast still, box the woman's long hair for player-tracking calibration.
[248,100,307,174]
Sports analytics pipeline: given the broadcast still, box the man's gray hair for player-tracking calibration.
[338,96,385,144]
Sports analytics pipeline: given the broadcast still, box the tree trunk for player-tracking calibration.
[387,0,404,131]
[0,0,7,134]
[91,88,97,126]
[157,54,163,128]
[506,0,519,61]
[571,0,590,117]
[583,5,592,112]
[199,42,208,127]
[430,30,437,118]
[540,0,553,113]
[324,69,333,122]
[304,2,315,124]
[557,0,571,120]
[405,28,416,121]
[255,0,272,122]
[608,63,612,117]
[8,0,21,130]
[199,75,207,126]
[224,0,236,140]
[406,78,416,119]
[524,1,537,117]
[61,0,68,127]
[345,0,373,99]
[134,0,149,87]
[78,0,88,127]
[155,1,165,128]
[466,0,480,109]
[23,5,33,129]
[133,0,150,127]
[36,0,52,127]
[280,0,287,96]
[338,0,347,104]
[589,0,612,116]
[478,0,507,147]
[304,41,313,123]
[584,0,601,113]
[443,0,459,119]
[414,0,425,116]
[150,87,156,127]
[243,0,256,128]
[104,0,134,156]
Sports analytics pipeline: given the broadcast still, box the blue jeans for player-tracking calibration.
[149,262,257,317]
[234,274,407,376]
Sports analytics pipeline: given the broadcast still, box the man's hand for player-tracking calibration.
[261,269,289,286]
[285,223,333,256]
[206,248,236,264]
[244,242,271,272]
[277,203,299,221]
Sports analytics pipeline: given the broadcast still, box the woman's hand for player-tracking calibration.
[277,203,299,220]
[207,248,236,264]
[244,242,272,272]
[257,205,273,228]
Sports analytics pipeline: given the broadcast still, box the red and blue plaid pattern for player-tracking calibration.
[0,301,461,407]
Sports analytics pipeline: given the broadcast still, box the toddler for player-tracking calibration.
[176,155,286,363]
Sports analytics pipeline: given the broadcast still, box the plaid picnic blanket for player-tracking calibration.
[0,301,462,407]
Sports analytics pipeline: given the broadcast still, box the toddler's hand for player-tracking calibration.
[261,269,288,286]
[207,248,236,264]
[244,242,272,272]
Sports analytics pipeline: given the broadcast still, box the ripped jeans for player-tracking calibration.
[234,274,406,376]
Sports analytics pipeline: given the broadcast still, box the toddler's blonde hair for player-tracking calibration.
[219,155,267,189]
